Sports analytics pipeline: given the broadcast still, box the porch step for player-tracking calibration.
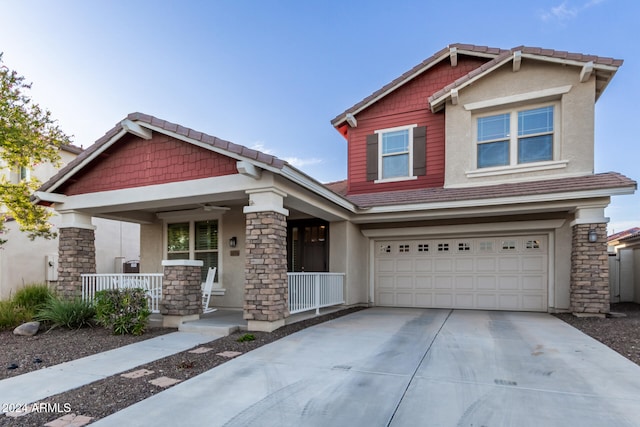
[178,310,247,336]
[178,321,240,336]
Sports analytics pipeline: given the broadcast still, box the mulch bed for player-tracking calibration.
[1,303,639,425]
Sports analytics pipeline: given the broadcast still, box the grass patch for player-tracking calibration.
[13,283,54,314]
[36,297,96,330]
[0,300,32,330]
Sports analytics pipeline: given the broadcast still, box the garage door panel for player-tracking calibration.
[455,294,474,308]
[477,294,497,309]
[477,258,496,272]
[375,235,547,312]
[378,259,395,273]
[455,258,474,272]
[434,276,453,289]
[434,259,453,272]
[522,256,544,271]
[396,259,413,272]
[477,276,497,290]
[414,293,433,306]
[415,276,432,289]
[396,276,413,289]
[498,294,519,310]
[395,293,414,306]
[434,293,453,307]
[522,276,545,291]
[455,276,474,290]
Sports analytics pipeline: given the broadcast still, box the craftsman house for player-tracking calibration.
[34,44,636,331]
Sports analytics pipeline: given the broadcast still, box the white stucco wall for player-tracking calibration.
[0,214,140,300]
[330,220,369,306]
[444,61,595,187]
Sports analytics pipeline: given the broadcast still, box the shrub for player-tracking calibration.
[13,284,54,314]
[94,288,150,336]
[237,333,256,342]
[35,297,96,330]
[0,300,31,330]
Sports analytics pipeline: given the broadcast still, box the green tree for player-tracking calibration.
[0,53,72,245]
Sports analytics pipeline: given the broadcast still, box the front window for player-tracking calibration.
[375,124,416,181]
[477,105,554,169]
[167,220,218,281]
[381,129,410,179]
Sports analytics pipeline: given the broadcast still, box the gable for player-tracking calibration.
[58,132,238,196]
[346,56,488,195]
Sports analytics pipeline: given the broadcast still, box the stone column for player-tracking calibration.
[57,212,96,299]
[160,260,203,327]
[570,207,610,317]
[243,188,289,332]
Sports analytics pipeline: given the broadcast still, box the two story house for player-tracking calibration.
[34,44,636,331]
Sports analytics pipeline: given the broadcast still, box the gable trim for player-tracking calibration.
[463,85,572,111]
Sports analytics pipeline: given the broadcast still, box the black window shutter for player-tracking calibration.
[366,134,378,181]
[413,126,427,176]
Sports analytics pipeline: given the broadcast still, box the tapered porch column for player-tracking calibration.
[243,188,289,332]
[57,211,96,299]
[570,206,609,317]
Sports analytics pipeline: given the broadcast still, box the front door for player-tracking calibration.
[288,220,329,272]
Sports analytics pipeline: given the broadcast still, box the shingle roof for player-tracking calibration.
[332,43,623,126]
[324,179,348,196]
[345,172,636,209]
[38,112,288,193]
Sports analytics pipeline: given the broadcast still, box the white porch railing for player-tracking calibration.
[81,274,164,313]
[287,272,345,315]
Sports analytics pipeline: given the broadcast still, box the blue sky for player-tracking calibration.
[1,0,637,232]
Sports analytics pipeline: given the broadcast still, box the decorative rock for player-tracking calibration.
[13,321,40,336]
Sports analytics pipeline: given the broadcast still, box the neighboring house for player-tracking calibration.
[608,228,640,304]
[34,43,636,331]
[0,145,140,300]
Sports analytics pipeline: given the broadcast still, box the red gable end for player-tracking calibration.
[346,56,487,195]
[58,132,238,196]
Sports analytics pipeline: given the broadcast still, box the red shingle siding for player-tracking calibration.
[347,57,486,195]
[60,132,237,195]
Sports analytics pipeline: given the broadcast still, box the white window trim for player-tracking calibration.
[471,101,561,175]
[374,124,418,183]
[163,212,224,284]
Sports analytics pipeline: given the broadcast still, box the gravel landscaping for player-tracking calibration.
[1,303,639,426]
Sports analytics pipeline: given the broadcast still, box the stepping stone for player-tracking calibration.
[188,346,213,354]
[149,376,182,388]
[121,369,155,379]
[217,351,242,358]
[44,413,93,426]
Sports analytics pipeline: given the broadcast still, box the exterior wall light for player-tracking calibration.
[229,236,237,248]
[588,229,598,243]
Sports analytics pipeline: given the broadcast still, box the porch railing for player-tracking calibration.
[287,272,345,315]
[81,274,164,313]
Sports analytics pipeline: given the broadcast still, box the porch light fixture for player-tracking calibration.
[588,229,598,243]
[229,236,237,248]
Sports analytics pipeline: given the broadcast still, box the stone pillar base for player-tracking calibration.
[247,319,286,332]
[572,312,606,319]
[162,314,200,328]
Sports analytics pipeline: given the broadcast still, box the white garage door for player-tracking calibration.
[375,235,548,311]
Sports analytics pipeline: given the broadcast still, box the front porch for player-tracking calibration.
[81,271,346,319]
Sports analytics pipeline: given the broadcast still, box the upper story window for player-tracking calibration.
[381,128,410,179]
[20,167,31,182]
[477,105,555,169]
[366,124,426,183]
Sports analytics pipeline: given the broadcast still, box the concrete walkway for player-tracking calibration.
[0,331,221,409]
[93,308,640,427]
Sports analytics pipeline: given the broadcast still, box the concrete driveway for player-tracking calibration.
[95,308,640,426]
